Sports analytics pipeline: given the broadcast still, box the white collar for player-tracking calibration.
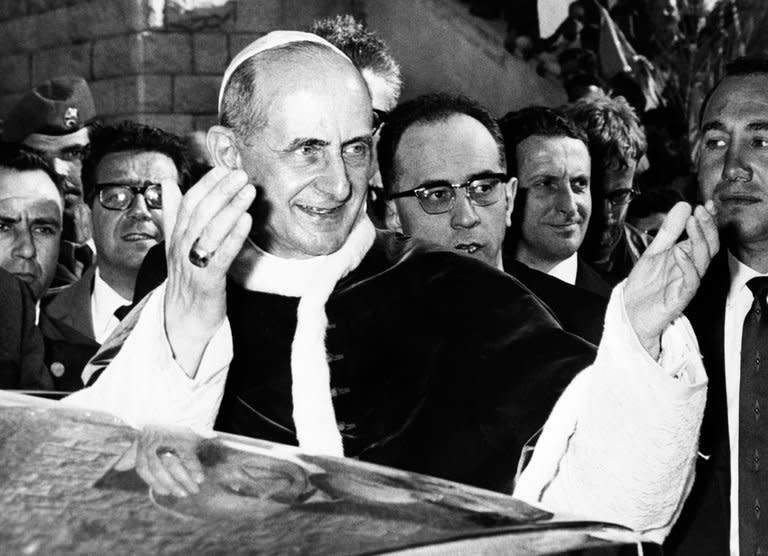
[229,216,376,298]
[547,253,579,286]
[93,267,132,309]
[727,250,768,304]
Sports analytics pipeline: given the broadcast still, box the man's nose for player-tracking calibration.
[12,228,36,259]
[722,144,753,182]
[126,193,153,220]
[451,189,481,229]
[315,154,352,201]
[555,186,578,217]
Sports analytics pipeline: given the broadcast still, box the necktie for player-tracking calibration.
[739,277,768,556]
[113,304,132,321]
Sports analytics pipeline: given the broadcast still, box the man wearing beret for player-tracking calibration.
[2,75,97,286]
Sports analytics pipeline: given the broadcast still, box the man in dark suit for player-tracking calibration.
[383,95,608,345]
[666,55,768,556]
[0,267,52,390]
[42,121,191,389]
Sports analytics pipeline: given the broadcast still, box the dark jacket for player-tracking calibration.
[117,232,596,493]
[665,252,731,555]
[505,257,609,346]
[39,266,100,391]
[0,268,52,390]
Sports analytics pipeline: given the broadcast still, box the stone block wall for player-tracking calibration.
[0,0,359,136]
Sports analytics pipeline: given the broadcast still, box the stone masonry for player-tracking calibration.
[0,0,360,136]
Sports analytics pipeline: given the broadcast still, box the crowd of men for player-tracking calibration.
[0,12,766,556]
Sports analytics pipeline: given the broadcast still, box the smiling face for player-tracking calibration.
[514,135,591,272]
[387,114,515,268]
[236,58,373,259]
[91,150,173,286]
[0,168,62,299]
[698,73,768,268]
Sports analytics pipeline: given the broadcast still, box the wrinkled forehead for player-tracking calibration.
[95,150,179,180]
[0,168,63,211]
[517,135,591,173]
[395,115,503,182]
[703,74,768,126]
[255,62,372,141]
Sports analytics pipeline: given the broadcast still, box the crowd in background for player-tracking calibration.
[0,3,766,554]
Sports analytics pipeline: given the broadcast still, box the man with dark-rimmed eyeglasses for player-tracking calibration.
[379,95,611,346]
[42,120,192,390]
[381,94,515,270]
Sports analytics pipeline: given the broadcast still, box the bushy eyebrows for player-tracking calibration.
[701,121,725,134]
[31,216,61,228]
[701,120,768,133]
[284,137,329,151]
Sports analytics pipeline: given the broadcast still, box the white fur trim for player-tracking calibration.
[230,216,375,456]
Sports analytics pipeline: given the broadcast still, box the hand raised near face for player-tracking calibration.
[162,167,255,377]
[623,201,719,359]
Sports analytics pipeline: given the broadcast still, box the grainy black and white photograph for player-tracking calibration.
[0,0,764,553]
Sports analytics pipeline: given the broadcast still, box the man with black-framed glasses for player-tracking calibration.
[42,120,192,390]
[381,94,515,270]
[380,96,610,346]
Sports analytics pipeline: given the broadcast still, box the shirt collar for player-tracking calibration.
[547,253,579,286]
[92,267,132,316]
[727,250,768,304]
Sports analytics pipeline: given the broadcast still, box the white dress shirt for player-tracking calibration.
[724,252,768,556]
[90,268,132,344]
[546,253,578,286]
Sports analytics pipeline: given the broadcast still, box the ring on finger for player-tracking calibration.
[189,239,211,268]
[155,445,179,458]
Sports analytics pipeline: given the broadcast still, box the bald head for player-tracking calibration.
[220,41,370,143]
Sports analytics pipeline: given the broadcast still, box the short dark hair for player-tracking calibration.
[0,142,63,194]
[498,107,589,258]
[310,15,402,108]
[81,120,193,205]
[498,106,588,178]
[564,90,647,178]
[377,93,505,194]
[698,55,768,127]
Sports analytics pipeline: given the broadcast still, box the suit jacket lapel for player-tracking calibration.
[42,265,96,341]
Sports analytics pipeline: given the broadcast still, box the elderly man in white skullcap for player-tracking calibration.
[66,30,718,542]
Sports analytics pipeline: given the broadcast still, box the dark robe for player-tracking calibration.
[212,232,595,493]
[505,258,608,346]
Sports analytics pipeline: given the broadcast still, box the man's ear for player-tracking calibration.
[384,199,403,233]
[505,177,518,228]
[207,125,242,170]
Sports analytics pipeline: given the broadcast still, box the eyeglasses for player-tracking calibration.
[372,109,388,134]
[96,181,163,211]
[387,173,508,215]
[604,187,639,208]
